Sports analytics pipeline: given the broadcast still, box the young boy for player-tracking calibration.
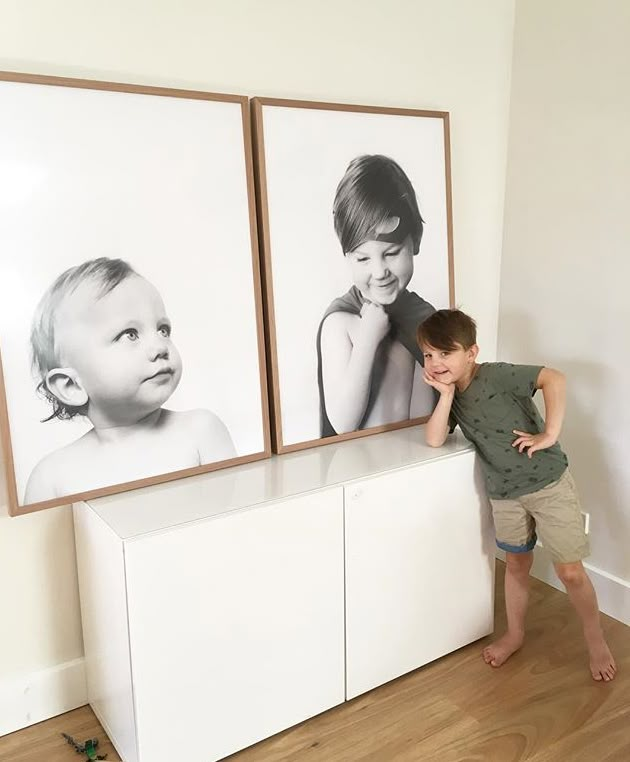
[418,309,616,682]
[24,257,236,504]
[316,154,435,437]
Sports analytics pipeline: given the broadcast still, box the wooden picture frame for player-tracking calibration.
[252,97,454,454]
[0,72,270,515]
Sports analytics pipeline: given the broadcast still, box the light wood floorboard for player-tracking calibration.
[1,561,628,761]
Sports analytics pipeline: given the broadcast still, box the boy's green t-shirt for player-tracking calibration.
[449,362,568,499]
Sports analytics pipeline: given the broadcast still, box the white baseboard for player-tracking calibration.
[495,548,630,626]
[0,657,87,737]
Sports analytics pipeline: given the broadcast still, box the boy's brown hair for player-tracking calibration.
[417,309,477,351]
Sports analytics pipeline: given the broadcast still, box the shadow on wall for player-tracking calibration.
[498,310,629,579]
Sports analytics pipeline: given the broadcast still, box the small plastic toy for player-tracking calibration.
[61,732,108,760]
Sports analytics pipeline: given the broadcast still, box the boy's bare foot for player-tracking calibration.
[482,633,523,667]
[588,637,616,681]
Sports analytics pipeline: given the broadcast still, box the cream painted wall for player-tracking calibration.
[500,0,630,584]
[0,0,515,710]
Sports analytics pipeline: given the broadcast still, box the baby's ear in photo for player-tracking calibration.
[45,368,88,408]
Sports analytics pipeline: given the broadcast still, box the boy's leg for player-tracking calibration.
[530,470,615,681]
[554,561,616,681]
[485,494,536,667]
[483,550,533,667]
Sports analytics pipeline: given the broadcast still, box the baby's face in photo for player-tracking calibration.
[346,231,414,306]
[54,275,182,423]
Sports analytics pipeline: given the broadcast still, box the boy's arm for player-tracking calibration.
[512,367,566,458]
[537,367,566,441]
[320,305,389,434]
[422,371,455,447]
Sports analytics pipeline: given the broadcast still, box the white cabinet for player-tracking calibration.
[344,451,494,698]
[75,490,345,762]
[74,429,493,762]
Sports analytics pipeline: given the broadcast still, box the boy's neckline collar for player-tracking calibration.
[456,362,482,393]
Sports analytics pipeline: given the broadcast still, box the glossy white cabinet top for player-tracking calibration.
[84,427,473,540]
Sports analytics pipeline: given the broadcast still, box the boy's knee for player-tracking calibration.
[505,551,533,575]
[554,561,586,587]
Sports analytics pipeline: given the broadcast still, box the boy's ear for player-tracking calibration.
[45,368,88,408]
[468,344,480,362]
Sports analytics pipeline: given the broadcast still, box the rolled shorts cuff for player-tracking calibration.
[496,535,537,554]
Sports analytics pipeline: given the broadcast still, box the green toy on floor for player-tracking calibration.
[61,732,107,760]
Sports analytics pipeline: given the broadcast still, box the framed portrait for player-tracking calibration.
[253,97,454,453]
[0,72,270,516]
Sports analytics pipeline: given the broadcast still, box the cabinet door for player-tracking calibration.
[124,488,345,762]
[345,451,494,699]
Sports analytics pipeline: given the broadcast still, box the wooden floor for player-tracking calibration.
[1,561,628,762]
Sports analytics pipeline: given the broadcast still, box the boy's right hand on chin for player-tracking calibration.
[422,369,455,397]
[358,301,391,346]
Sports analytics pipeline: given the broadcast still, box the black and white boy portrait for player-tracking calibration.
[255,99,453,451]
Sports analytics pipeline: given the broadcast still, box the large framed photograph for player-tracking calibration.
[0,73,270,516]
[253,98,454,453]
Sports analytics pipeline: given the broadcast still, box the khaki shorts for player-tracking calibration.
[489,469,590,564]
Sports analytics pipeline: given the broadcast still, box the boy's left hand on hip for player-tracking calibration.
[512,430,557,458]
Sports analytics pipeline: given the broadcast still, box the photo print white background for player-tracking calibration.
[0,80,266,504]
[261,104,452,446]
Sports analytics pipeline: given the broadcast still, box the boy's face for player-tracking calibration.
[53,275,182,424]
[346,233,414,306]
[421,343,477,385]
